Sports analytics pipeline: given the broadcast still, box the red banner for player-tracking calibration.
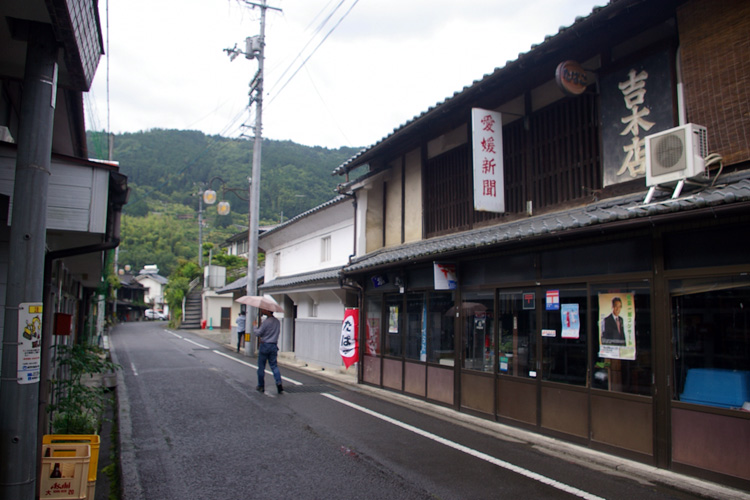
[340,308,359,369]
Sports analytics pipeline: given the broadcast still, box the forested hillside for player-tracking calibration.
[87,129,360,275]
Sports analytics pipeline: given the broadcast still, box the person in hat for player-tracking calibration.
[253,308,283,394]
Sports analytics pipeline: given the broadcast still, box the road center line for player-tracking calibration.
[212,350,303,385]
[323,393,605,500]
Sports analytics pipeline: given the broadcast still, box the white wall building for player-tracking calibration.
[134,265,168,314]
[258,196,356,370]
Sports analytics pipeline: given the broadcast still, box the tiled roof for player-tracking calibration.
[260,266,343,293]
[259,196,348,240]
[342,171,750,274]
[333,1,617,176]
[215,268,265,294]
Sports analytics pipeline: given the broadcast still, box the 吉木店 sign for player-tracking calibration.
[471,108,505,213]
[600,50,673,187]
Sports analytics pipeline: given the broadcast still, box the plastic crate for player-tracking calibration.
[40,443,90,499]
[680,368,750,409]
[43,435,100,482]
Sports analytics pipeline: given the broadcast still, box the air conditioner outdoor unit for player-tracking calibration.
[645,123,708,187]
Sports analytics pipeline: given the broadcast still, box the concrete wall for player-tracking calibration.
[294,318,344,370]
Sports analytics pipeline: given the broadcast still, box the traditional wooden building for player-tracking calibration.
[335,0,749,488]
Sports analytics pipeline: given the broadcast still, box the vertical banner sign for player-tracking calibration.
[471,108,505,213]
[18,302,43,384]
[420,304,427,362]
[340,308,359,369]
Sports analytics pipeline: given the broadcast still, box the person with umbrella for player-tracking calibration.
[253,307,283,394]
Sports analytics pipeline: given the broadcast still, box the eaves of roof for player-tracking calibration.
[342,171,750,274]
[332,0,684,178]
[259,196,349,241]
[259,266,343,293]
[215,268,265,294]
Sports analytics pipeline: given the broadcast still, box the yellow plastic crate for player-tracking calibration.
[43,434,100,482]
[40,443,90,499]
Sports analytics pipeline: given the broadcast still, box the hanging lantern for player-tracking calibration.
[217,201,231,215]
[203,189,217,205]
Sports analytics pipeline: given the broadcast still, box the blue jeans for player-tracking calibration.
[257,343,281,388]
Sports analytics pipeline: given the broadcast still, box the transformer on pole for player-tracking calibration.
[226,0,281,355]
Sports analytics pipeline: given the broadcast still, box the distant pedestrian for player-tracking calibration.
[253,308,283,394]
[236,311,246,352]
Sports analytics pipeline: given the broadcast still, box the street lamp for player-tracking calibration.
[197,177,250,268]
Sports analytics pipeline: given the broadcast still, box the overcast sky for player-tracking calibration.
[85,0,605,150]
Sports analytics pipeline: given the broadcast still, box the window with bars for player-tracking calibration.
[424,94,600,238]
[321,236,331,263]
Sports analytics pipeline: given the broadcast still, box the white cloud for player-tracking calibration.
[86,0,604,149]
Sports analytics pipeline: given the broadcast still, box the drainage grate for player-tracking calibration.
[282,384,338,394]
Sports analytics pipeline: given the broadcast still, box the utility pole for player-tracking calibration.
[0,25,58,500]
[198,191,204,269]
[226,0,281,355]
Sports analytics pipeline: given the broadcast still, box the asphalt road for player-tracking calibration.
[109,321,735,500]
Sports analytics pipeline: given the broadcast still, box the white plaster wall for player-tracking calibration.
[203,291,233,329]
[266,220,352,279]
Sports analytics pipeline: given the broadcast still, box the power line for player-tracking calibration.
[266,0,360,108]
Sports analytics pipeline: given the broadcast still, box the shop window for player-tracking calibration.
[542,287,587,385]
[498,291,537,378]
[427,292,455,365]
[664,224,750,270]
[385,294,403,357]
[365,296,382,357]
[462,291,494,372]
[405,293,426,361]
[541,238,651,279]
[671,274,750,410]
[591,283,652,395]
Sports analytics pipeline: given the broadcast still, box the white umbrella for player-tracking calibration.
[235,295,283,312]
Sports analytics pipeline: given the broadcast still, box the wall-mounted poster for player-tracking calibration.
[434,262,457,290]
[598,293,636,360]
[366,317,380,356]
[600,50,673,187]
[561,303,580,339]
[388,306,399,333]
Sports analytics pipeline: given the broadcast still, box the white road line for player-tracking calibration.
[165,330,182,338]
[212,350,303,385]
[323,393,605,500]
[183,338,209,349]
[130,362,139,376]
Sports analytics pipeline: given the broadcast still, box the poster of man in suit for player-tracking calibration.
[598,293,636,360]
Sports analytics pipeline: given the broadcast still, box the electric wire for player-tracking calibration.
[265,0,360,109]
[266,0,346,96]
